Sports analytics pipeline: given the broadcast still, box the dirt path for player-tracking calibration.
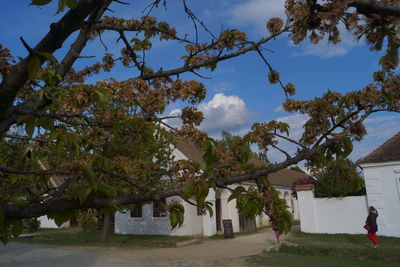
[84,228,279,266]
[0,228,283,266]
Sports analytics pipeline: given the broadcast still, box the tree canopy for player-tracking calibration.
[1,0,400,243]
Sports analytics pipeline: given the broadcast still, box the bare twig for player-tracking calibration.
[19,37,34,54]
[271,133,308,150]
[0,167,69,176]
[95,167,144,191]
[272,144,292,160]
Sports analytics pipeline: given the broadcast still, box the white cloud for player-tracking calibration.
[274,105,284,112]
[364,114,400,124]
[365,120,400,139]
[212,81,234,93]
[163,93,256,136]
[276,113,308,140]
[229,0,285,34]
[198,93,256,135]
[291,23,362,58]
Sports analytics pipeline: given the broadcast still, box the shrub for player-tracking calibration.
[78,210,99,231]
[27,218,41,232]
[313,158,366,198]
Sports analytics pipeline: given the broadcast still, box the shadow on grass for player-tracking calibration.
[15,227,193,248]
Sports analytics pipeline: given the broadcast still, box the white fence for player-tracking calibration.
[297,185,368,234]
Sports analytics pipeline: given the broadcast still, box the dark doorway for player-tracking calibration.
[238,211,256,232]
[216,198,222,231]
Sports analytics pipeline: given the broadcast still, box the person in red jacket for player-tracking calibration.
[365,206,379,248]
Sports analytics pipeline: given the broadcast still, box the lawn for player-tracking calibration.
[248,232,400,266]
[15,227,193,248]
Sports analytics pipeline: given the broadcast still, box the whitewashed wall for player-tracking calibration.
[360,161,400,237]
[115,195,211,236]
[38,216,69,228]
[297,189,368,234]
[115,146,299,236]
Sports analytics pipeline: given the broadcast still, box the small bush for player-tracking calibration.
[27,218,41,232]
[313,158,365,198]
[78,210,99,231]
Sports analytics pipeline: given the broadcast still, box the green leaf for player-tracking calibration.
[82,161,96,186]
[11,220,23,238]
[52,211,73,227]
[38,52,58,63]
[66,0,77,8]
[387,36,399,68]
[94,87,109,109]
[177,211,184,226]
[205,204,213,217]
[70,187,92,204]
[182,181,195,199]
[48,131,58,142]
[170,211,178,229]
[28,55,41,79]
[25,120,36,138]
[56,0,67,13]
[30,0,52,6]
[227,193,236,203]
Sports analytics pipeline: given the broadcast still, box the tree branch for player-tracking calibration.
[0,167,69,176]
[349,0,400,18]
[1,139,332,220]
[137,28,288,80]
[95,167,145,191]
[0,0,106,121]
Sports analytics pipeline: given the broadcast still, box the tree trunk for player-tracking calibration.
[101,212,111,243]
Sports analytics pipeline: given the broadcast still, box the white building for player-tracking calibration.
[296,132,400,237]
[115,140,304,236]
[357,132,400,237]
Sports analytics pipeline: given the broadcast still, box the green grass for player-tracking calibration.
[15,227,193,248]
[248,232,400,266]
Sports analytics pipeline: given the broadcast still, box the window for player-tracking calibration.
[130,206,142,218]
[153,198,167,217]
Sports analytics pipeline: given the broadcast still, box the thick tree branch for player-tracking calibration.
[0,167,69,176]
[1,140,329,220]
[0,0,105,121]
[349,0,400,18]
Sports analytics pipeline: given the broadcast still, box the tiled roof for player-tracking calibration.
[357,132,400,164]
[175,139,306,188]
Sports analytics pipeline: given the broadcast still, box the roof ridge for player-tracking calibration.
[357,131,400,164]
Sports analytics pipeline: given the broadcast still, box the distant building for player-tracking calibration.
[115,140,305,236]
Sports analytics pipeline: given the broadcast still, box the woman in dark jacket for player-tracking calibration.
[365,206,379,248]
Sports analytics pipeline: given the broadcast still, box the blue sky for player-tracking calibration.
[1,0,399,166]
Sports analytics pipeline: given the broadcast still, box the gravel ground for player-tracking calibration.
[0,228,283,267]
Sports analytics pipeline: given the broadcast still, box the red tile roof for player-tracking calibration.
[357,132,400,164]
